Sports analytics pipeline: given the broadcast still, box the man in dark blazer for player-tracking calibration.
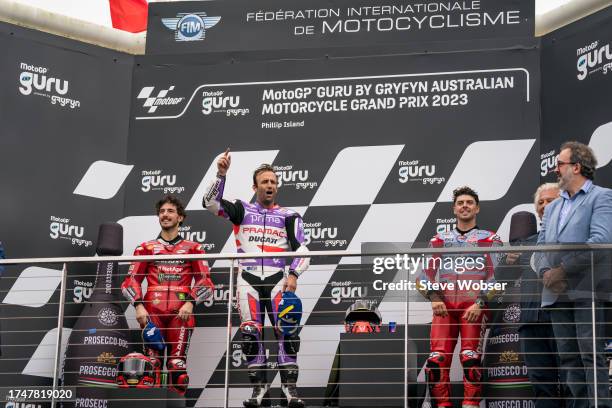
[508,183,562,408]
[538,141,612,408]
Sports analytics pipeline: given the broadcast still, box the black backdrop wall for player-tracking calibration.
[0,1,610,407]
[540,7,612,185]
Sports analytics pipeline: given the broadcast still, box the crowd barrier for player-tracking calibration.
[0,244,610,408]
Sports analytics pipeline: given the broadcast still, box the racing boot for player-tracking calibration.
[280,365,305,408]
[243,369,269,407]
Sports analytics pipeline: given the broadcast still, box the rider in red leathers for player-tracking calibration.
[417,186,502,408]
[121,195,214,395]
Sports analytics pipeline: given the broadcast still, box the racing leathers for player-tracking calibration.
[204,175,309,404]
[417,227,502,408]
[121,235,214,394]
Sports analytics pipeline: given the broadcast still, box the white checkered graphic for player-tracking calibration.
[339,202,436,265]
[438,139,536,202]
[186,150,280,211]
[73,160,134,200]
[2,266,63,308]
[310,145,404,206]
[116,215,161,256]
[496,203,538,242]
[589,121,612,169]
[13,141,537,404]
[22,328,72,377]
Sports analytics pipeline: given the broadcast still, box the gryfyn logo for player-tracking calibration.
[137,86,185,113]
[577,40,612,80]
[330,281,368,305]
[18,62,80,109]
[162,12,221,42]
[141,169,184,194]
[540,149,556,177]
[202,90,249,117]
[274,164,318,190]
[49,216,93,247]
[398,160,445,185]
[304,221,346,248]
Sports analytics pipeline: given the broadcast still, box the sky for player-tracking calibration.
[10,0,573,29]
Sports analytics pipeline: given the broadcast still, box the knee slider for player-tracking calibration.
[460,350,481,383]
[283,334,300,355]
[167,358,189,394]
[240,321,261,358]
[425,352,446,383]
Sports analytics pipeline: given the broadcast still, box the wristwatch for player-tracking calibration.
[475,298,486,308]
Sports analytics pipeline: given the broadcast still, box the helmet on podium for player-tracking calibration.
[116,352,158,388]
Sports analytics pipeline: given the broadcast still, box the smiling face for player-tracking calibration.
[158,202,184,232]
[536,187,560,220]
[453,194,480,225]
[253,170,278,208]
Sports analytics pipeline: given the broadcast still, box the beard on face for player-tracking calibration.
[557,169,571,190]
[160,217,179,231]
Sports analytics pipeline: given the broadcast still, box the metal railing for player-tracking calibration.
[1,243,610,408]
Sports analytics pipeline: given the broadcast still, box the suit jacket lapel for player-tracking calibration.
[549,201,561,241]
[558,189,590,235]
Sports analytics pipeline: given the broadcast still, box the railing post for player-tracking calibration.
[404,267,408,408]
[224,259,236,408]
[590,251,598,407]
[51,263,68,408]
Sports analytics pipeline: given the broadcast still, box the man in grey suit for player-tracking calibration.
[538,141,612,408]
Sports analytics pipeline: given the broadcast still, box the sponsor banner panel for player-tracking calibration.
[126,49,540,293]
[541,7,612,186]
[0,27,132,391]
[146,0,534,54]
[123,49,539,400]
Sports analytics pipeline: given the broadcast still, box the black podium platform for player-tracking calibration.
[335,325,427,408]
[94,388,185,408]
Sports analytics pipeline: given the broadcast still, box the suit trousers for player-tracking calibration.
[549,301,610,408]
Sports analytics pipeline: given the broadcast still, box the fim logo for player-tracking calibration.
[162,12,221,42]
[137,86,185,113]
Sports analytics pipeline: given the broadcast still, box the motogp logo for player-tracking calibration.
[162,12,221,42]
